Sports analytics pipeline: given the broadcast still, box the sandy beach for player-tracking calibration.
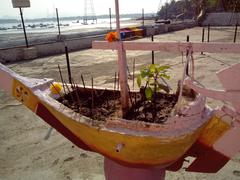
[0,26,240,179]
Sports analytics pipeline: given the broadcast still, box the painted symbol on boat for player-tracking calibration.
[15,86,29,103]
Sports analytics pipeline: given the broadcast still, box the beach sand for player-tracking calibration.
[0,26,240,179]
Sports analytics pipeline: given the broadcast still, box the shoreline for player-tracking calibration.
[0,20,197,63]
[0,19,141,49]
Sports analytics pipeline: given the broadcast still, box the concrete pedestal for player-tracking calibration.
[104,158,166,180]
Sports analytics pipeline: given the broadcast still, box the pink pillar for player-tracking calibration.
[114,0,130,114]
[104,158,166,180]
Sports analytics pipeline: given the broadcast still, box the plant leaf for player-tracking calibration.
[158,65,170,72]
[160,73,171,80]
[137,75,141,87]
[149,64,156,73]
[145,87,153,100]
[140,68,148,78]
[158,83,170,93]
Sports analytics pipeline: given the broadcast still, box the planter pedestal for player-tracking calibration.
[104,158,166,180]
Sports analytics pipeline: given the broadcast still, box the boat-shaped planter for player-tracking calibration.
[0,63,211,168]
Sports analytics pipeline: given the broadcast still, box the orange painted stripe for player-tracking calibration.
[198,115,231,147]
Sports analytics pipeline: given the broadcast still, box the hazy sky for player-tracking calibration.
[0,0,168,19]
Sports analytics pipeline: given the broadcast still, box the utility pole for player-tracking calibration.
[109,8,112,30]
[142,8,144,26]
[19,7,29,47]
[12,0,30,48]
[56,8,61,36]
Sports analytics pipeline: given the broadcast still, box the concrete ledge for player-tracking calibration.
[23,47,38,60]
[203,13,240,26]
[0,35,105,63]
[146,24,168,36]
[0,48,23,63]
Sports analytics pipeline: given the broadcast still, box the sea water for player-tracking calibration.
[0,18,132,34]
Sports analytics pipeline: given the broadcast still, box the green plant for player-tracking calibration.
[137,64,171,101]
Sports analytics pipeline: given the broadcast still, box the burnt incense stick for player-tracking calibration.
[57,64,66,94]
[127,84,133,106]
[114,72,117,91]
[117,72,119,90]
[132,58,135,90]
[134,92,137,104]
[134,92,137,114]
[113,72,117,107]
[186,35,190,76]
[81,74,85,88]
[144,100,147,119]
[64,81,74,103]
[127,64,131,78]
[91,77,94,118]
[105,88,109,107]
[71,79,81,108]
[65,46,72,84]
[234,23,238,43]
[71,78,77,90]
[207,24,210,42]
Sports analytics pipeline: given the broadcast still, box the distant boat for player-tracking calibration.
[0,27,7,31]
[47,25,55,29]
[73,20,80,23]
[82,21,88,25]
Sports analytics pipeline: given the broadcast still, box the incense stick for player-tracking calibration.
[132,58,135,90]
[81,74,85,88]
[71,78,81,109]
[65,45,72,84]
[57,64,66,94]
[91,77,94,118]
[114,72,117,91]
[64,81,74,103]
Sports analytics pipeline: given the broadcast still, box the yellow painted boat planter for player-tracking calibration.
[0,63,210,168]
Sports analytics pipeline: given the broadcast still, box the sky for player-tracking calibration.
[0,0,168,19]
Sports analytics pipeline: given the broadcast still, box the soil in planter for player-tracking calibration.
[57,87,177,124]
[125,93,177,123]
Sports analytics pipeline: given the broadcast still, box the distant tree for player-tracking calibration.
[156,0,195,20]
[155,0,226,21]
